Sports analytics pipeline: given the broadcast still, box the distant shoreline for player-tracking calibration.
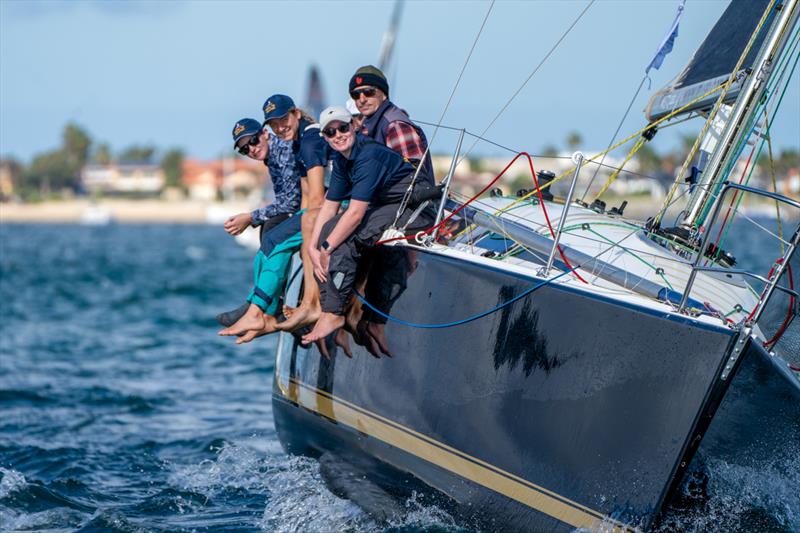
[1,197,794,224]
[0,199,252,224]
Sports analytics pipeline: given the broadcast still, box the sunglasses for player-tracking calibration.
[237,134,261,155]
[350,87,377,99]
[321,123,352,138]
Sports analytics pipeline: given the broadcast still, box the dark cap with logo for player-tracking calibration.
[349,65,389,97]
[262,94,296,123]
[232,118,262,146]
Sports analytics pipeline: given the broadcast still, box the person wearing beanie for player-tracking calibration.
[217,117,305,343]
[348,65,436,187]
[301,106,434,345]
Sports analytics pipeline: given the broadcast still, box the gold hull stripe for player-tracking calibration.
[281,377,634,532]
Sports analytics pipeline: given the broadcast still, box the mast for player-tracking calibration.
[304,65,326,120]
[377,0,405,72]
[681,0,799,230]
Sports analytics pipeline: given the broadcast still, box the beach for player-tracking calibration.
[2,197,793,225]
[0,199,252,224]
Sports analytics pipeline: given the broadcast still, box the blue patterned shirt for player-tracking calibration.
[250,134,302,225]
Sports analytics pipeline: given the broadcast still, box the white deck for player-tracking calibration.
[407,197,762,332]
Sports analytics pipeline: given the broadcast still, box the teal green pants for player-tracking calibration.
[247,210,305,315]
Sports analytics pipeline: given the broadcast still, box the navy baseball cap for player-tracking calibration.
[232,118,262,146]
[262,94,295,123]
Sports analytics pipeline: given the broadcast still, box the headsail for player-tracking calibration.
[645,0,774,121]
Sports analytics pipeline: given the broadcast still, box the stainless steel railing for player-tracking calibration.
[431,129,466,243]
[678,182,800,325]
[543,152,585,276]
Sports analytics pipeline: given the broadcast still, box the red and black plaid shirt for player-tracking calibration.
[382,121,427,160]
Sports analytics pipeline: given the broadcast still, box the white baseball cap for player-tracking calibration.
[319,106,353,131]
[345,99,361,116]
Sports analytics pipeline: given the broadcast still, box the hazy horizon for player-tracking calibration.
[2,0,798,164]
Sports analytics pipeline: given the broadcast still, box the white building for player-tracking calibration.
[81,164,165,195]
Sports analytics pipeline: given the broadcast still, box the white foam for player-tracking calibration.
[0,506,86,533]
[0,468,27,499]
[168,443,278,497]
[258,455,372,533]
[170,443,461,532]
[706,454,800,531]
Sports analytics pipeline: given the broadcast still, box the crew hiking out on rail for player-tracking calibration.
[219,95,330,343]
[302,105,435,344]
[217,117,304,344]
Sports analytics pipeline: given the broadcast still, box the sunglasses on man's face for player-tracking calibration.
[237,134,261,155]
[350,87,377,99]
[321,123,351,138]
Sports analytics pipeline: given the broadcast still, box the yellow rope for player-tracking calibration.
[451,80,730,240]
[494,80,727,214]
[451,0,777,242]
[592,136,647,202]
[654,0,778,226]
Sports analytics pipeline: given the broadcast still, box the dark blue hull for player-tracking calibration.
[272,247,745,531]
[696,340,800,475]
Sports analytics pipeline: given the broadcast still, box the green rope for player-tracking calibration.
[715,41,800,253]
[565,226,677,291]
[697,28,800,230]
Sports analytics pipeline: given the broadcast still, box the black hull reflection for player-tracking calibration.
[272,247,744,532]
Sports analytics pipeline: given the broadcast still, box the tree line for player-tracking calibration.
[2,122,184,201]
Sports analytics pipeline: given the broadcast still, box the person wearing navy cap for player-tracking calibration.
[217,118,305,344]
[301,106,433,345]
[224,118,300,238]
[259,94,332,334]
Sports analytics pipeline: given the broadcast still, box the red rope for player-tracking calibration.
[698,148,795,347]
[376,151,588,283]
[763,263,795,349]
[706,141,758,264]
[748,259,780,322]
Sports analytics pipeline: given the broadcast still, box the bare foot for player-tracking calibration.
[302,312,345,344]
[365,321,393,357]
[282,304,297,320]
[277,302,321,332]
[355,318,381,358]
[235,315,280,344]
[334,329,353,358]
[344,296,363,335]
[235,329,260,345]
[316,339,330,359]
[218,304,265,336]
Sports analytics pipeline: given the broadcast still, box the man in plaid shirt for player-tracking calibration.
[348,65,435,187]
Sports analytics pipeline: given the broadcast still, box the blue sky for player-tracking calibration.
[1,0,798,163]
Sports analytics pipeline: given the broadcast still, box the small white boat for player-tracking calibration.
[80,204,112,225]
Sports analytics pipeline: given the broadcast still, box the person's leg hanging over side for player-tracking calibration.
[278,207,322,331]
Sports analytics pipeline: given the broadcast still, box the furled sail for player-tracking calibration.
[645,0,774,121]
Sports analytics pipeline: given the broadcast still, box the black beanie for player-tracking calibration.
[349,65,389,97]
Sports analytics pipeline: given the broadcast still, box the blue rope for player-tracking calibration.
[354,269,572,329]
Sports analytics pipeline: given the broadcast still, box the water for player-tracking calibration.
[0,224,457,532]
[0,222,797,532]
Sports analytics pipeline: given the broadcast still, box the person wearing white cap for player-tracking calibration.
[301,106,433,345]
[345,99,365,131]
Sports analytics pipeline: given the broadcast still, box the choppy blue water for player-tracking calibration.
[0,222,797,532]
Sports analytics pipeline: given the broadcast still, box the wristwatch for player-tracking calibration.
[321,240,331,252]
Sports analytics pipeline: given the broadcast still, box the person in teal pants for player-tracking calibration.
[219,118,304,343]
